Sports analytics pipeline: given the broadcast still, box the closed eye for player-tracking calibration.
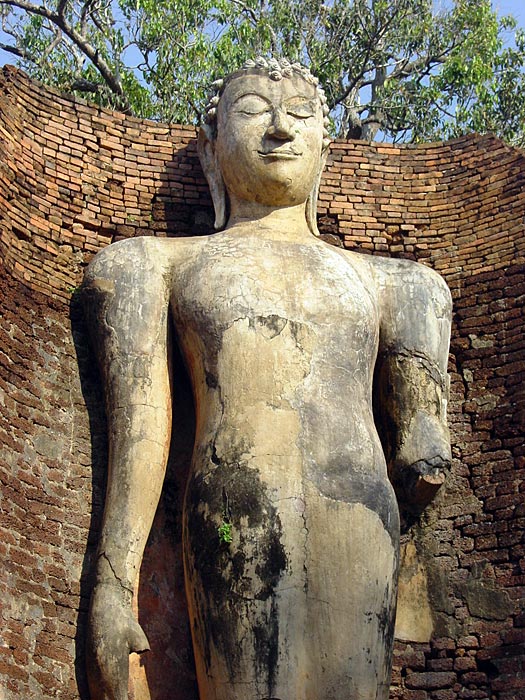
[232,94,271,115]
[285,99,317,119]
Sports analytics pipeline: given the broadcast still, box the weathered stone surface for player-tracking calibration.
[395,540,433,642]
[463,578,513,621]
[82,62,451,700]
[1,66,524,700]
[405,671,457,689]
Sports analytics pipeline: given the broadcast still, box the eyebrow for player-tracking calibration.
[229,92,318,108]
[284,97,317,107]
[284,96,316,102]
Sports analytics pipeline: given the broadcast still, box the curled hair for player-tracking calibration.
[204,56,331,150]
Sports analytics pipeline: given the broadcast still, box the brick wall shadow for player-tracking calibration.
[134,328,198,700]
[69,291,108,699]
[143,143,215,240]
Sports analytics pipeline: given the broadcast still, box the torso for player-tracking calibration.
[167,230,388,498]
[158,231,399,699]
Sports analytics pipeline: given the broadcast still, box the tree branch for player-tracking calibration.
[389,49,449,81]
[42,27,63,59]
[0,40,31,59]
[0,0,56,19]
[57,0,68,18]
[0,0,132,113]
[329,40,373,108]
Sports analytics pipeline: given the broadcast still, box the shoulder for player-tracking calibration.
[83,234,207,287]
[367,254,452,310]
[84,236,166,281]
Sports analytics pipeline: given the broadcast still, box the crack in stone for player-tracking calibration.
[308,595,332,607]
[381,345,447,389]
[98,551,133,595]
[300,497,309,595]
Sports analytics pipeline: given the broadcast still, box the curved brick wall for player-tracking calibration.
[1,66,524,700]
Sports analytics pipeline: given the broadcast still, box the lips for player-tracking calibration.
[258,148,302,159]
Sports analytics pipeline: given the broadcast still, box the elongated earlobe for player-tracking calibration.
[198,125,227,230]
[306,148,329,237]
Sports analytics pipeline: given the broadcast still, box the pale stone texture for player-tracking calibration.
[83,63,452,700]
[395,541,433,642]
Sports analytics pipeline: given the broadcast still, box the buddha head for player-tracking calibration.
[198,57,331,234]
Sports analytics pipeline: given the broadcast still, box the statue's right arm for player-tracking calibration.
[82,238,173,700]
[371,256,452,516]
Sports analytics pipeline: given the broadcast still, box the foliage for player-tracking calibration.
[1,0,524,145]
[217,521,233,545]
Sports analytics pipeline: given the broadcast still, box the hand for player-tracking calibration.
[86,582,150,700]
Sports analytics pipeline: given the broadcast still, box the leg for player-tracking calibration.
[184,463,398,700]
[183,458,308,700]
[303,480,399,700]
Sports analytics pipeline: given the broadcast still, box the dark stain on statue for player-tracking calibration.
[377,580,398,682]
[251,314,287,339]
[185,460,287,685]
[205,370,218,389]
[254,596,280,698]
[310,458,400,549]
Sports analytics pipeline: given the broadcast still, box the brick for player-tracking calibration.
[405,672,457,690]
[454,657,477,672]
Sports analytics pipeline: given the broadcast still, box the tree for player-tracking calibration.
[1,0,524,145]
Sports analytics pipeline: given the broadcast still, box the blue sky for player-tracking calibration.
[498,0,524,27]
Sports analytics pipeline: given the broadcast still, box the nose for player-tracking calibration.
[266,107,295,140]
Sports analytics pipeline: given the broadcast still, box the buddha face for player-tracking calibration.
[214,71,325,207]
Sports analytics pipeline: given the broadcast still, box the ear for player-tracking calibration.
[198,124,227,230]
[306,147,329,237]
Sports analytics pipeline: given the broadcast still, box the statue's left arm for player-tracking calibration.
[372,258,453,514]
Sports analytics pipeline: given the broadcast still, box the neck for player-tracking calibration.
[225,198,314,242]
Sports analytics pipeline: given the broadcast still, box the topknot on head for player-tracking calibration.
[204,56,331,149]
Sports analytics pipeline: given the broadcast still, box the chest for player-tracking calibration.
[171,237,379,352]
